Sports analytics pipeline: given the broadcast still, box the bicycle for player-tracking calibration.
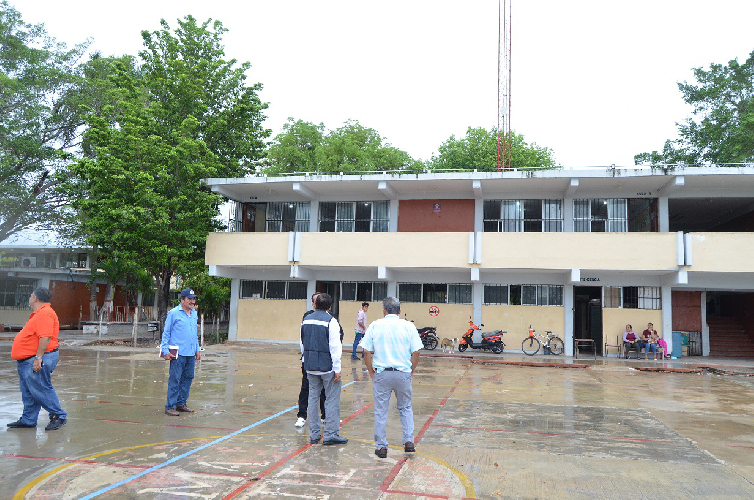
[521,328,564,356]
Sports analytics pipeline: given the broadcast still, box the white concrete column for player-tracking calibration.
[389,199,399,232]
[474,198,484,233]
[228,278,240,341]
[658,196,669,233]
[701,291,709,356]
[473,282,483,327]
[309,200,319,232]
[388,281,398,298]
[564,284,574,356]
[563,198,574,232]
[661,284,673,355]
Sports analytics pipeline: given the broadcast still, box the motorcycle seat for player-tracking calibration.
[482,330,504,338]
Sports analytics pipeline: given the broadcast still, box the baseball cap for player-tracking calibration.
[180,288,197,299]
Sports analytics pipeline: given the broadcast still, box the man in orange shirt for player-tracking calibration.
[7,287,67,431]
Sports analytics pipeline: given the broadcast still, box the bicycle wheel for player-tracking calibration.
[548,337,564,355]
[521,337,540,356]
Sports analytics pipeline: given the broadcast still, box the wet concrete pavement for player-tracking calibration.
[1,336,754,499]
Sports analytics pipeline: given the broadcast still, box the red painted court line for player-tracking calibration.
[341,401,373,426]
[222,443,315,499]
[240,412,274,415]
[222,400,376,500]
[415,369,466,443]
[729,445,754,449]
[376,367,469,499]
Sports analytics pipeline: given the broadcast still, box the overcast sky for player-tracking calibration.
[16,0,754,167]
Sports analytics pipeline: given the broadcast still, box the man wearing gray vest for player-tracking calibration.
[300,293,347,445]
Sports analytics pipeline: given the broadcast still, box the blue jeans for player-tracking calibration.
[17,350,67,425]
[166,355,195,410]
[644,342,658,357]
[352,331,365,358]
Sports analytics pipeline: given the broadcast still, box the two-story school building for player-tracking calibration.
[203,166,754,357]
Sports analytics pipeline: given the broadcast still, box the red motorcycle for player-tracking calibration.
[458,319,505,354]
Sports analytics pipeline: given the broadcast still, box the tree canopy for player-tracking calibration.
[635,49,754,166]
[265,118,422,174]
[428,127,557,171]
[0,1,90,243]
[68,15,269,325]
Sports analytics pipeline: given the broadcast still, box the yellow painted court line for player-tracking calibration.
[347,438,476,499]
[15,434,476,499]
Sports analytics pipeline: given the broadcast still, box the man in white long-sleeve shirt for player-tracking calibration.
[299,293,347,445]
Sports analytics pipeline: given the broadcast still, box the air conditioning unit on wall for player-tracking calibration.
[20,256,37,268]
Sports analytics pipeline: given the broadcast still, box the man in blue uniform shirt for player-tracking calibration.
[161,288,201,416]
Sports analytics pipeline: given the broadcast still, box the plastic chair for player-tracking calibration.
[604,335,622,357]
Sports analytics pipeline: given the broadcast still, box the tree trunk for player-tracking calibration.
[156,269,171,331]
[132,291,142,347]
[103,282,114,321]
[89,282,98,322]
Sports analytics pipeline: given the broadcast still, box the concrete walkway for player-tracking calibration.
[1,338,753,499]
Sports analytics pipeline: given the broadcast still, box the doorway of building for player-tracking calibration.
[315,281,340,321]
[574,286,603,355]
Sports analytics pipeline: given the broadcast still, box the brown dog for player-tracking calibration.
[441,337,459,354]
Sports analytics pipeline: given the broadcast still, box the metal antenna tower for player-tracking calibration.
[497,0,512,171]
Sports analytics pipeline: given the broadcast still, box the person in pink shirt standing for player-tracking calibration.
[351,302,369,360]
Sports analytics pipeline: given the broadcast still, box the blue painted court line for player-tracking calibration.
[81,380,357,499]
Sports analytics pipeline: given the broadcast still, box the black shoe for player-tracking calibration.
[404,441,416,452]
[323,435,348,445]
[375,447,388,458]
[7,419,35,429]
[45,417,67,431]
[310,437,320,444]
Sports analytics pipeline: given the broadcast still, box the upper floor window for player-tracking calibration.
[574,199,657,232]
[484,199,563,232]
[319,201,389,232]
[240,202,310,232]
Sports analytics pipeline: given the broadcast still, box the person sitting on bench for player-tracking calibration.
[622,324,641,359]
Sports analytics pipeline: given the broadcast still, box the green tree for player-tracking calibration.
[265,119,422,174]
[0,1,90,242]
[429,127,557,171]
[69,15,270,326]
[265,118,325,174]
[635,50,754,166]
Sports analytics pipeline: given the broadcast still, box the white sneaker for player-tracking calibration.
[294,417,306,428]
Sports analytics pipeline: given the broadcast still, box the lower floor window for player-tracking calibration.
[240,280,308,300]
[398,283,472,304]
[604,286,661,309]
[0,277,37,307]
[340,282,388,302]
[484,284,563,306]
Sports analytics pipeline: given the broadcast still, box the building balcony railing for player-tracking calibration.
[207,231,754,273]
